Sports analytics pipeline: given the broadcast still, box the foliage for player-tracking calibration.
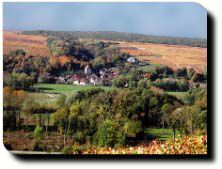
[34,125,43,143]
[95,119,125,147]
[80,135,207,154]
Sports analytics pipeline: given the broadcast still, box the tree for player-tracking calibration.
[123,120,142,137]
[33,125,43,150]
[161,103,173,128]
[174,67,187,78]
[3,86,26,130]
[52,107,70,146]
[95,119,124,148]
[170,108,183,141]
[34,125,43,144]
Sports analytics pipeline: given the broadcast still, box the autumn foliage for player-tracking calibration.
[80,135,207,154]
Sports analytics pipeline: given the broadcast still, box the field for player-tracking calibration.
[3,31,207,73]
[145,128,180,141]
[33,83,114,94]
[3,31,51,57]
[135,64,165,73]
[166,91,187,100]
[117,41,207,73]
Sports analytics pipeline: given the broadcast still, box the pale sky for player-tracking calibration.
[3,2,207,38]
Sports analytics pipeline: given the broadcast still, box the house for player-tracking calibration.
[127,57,139,64]
[56,76,66,84]
[79,78,89,86]
[84,65,92,75]
[73,80,80,85]
[99,69,106,76]
[89,73,99,85]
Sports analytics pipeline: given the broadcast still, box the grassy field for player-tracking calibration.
[166,91,187,100]
[135,64,165,73]
[26,92,59,104]
[145,128,180,141]
[33,83,114,94]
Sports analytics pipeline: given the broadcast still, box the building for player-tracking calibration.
[127,57,139,64]
[84,65,92,75]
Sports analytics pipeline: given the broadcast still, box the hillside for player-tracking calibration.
[117,41,207,73]
[23,30,207,48]
[3,31,207,73]
[3,31,51,57]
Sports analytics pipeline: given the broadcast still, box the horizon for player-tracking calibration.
[3,29,207,40]
[3,2,207,39]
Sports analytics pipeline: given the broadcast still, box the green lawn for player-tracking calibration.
[33,83,114,94]
[166,91,187,100]
[26,92,59,104]
[135,64,165,73]
[145,128,180,141]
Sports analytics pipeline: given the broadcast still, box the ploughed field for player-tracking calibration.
[117,41,207,73]
[4,31,207,73]
[3,31,51,57]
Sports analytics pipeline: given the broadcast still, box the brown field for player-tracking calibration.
[3,31,207,73]
[3,31,51,57]
[117,41,207,73]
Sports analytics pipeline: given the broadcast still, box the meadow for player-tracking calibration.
[33,83,114,94]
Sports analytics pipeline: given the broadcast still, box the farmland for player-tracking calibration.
[3,31,51,57]
[117,41,207,73]
[3,31,207,73]
[33,83,114,94]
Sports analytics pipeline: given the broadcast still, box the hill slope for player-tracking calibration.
[23,30,207,48]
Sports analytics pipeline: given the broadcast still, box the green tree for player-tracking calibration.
[95,119,124,148]
[161,103,173,128]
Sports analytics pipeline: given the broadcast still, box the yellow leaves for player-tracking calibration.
[3,86,26,107]
[79,135,207,154]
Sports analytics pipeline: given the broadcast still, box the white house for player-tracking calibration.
[127,57,139,64]
[73,80,80,85]
[79,81,86,86]
[89,74,99,85]
[84,65,92,75]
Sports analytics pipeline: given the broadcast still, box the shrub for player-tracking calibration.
[34,125,43,144]
[95,119,125,148]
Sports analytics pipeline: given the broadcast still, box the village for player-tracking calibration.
[39,56,141,87]
[37,56,207,91]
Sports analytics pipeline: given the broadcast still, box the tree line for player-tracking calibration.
[23,30,207,48]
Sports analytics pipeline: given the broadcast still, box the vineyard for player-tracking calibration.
[81,135,207,154]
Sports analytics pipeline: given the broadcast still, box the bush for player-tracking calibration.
[34,125,43,143]
[61,146,73,154]
[95,119,125,148]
